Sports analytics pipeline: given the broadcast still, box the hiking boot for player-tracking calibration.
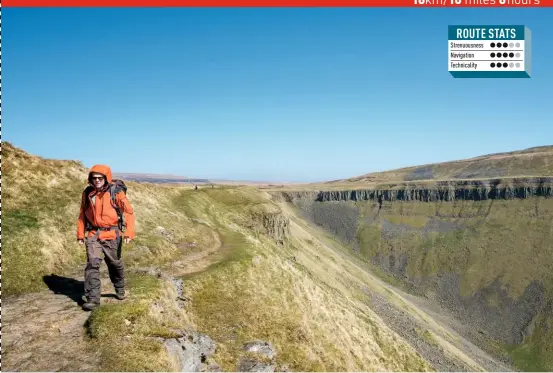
[115,289,126,300]
[82,301,100,311]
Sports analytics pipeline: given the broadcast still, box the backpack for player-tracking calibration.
[109,179,128,232]
[83,179,128,232]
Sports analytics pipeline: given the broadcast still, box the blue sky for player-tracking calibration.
[3,8,553,182]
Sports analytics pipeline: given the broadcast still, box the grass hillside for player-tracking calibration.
[3,142,448,372]
[325,145,553,186]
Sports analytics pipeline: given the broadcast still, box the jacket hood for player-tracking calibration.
[88,164,113,184]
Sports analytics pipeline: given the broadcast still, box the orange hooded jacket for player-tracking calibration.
[77,165,136,241]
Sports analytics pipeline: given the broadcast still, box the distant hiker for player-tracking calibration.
[195,185,198,190]
[77,165,135,311]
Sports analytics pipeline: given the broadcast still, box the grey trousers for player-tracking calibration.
[84,237,125,302]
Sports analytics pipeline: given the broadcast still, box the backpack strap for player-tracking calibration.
[109,182,126,232]
[82,186,94,231]
[83,183,126,238]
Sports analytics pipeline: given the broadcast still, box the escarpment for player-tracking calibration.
[273,177,553,204]
[271,177,553,371]
[260,212,290,244]
[248,210,291,245]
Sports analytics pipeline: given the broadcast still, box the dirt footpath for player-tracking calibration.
[2,275,113,371]
[3,229,224,372]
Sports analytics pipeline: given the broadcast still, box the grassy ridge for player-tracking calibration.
[339,145,553,184]
[3,142,432,371]
[172,188,431,371]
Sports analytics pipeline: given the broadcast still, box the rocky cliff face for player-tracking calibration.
[273,177,553,203]
[249,211,291,245]
[271,177,553,371]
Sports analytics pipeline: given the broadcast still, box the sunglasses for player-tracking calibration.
[91,176,105,180]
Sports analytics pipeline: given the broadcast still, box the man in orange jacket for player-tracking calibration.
[77,165,135,311]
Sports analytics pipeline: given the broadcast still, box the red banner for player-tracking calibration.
[1,0,549,6]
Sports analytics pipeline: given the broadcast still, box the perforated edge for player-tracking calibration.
[0,4,4,370]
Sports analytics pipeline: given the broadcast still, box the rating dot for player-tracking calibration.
[491,42,496,47]
[509,63,514,68]
[490,62,496,67]
[509,42,514,48]
[490,52,495,57]
[497,54,502,58]
[516,63,521,68]
[503,52,508,57]
[509,52,514,57]
[497,63,501,68]
[516,42,521,48]
[516,52,521,58]
[503,42,508,47]
[496,43,502,48]
[503,62,508,67]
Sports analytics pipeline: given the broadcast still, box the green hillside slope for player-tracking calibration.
[4,142,441,372]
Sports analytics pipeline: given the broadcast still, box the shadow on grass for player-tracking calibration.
[43,274,85,306]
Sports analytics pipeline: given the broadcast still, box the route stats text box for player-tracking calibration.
[448,25,532,78]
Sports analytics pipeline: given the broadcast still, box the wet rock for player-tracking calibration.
[237,340,277,372]
[164,331,217,372]
[169,277,187,309]
[238,359,276,372]
[243,341,277,359]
